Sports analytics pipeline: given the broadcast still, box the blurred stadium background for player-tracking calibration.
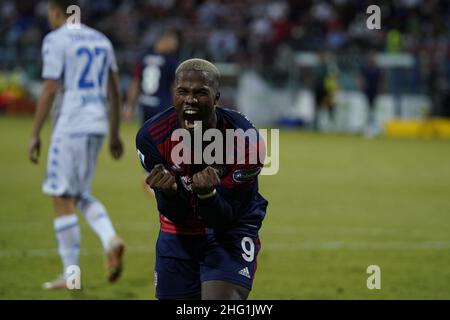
[0,0,449,299]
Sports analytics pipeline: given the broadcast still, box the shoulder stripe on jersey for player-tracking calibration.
[152,120,178,142]
[149,116,177,137]
[147,112,176,131]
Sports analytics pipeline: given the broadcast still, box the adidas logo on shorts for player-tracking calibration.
[238,267,251,279]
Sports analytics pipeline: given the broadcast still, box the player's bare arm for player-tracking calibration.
[123,77,139,121]
[28,79,59,164]
[108,70,124,159]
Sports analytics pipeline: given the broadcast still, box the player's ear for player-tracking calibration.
[215,91,220,103]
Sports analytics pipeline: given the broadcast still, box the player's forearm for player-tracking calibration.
[125,78,139,109]
[109,96,121,138]
[108,71,122,137]
[31,81,57,137]
[198,192,234,228]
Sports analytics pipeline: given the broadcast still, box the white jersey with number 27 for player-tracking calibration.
[42,23,118,136]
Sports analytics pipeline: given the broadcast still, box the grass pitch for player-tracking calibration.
[0,115,449,299]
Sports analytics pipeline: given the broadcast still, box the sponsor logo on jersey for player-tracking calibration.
[232,167,262,182]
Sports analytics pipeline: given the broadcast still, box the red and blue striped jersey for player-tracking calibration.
[136,106,268,236]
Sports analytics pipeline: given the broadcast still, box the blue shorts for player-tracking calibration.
[154,231,261,300]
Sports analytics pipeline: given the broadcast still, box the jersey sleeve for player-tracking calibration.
[221,127,265,189]
[41,33,64,80]
[136,125,163,172]
[198,116,266,227]
[136,124,191,223]
[108,40,118,72]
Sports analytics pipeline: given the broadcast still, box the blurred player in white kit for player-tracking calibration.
[28,0,125,289]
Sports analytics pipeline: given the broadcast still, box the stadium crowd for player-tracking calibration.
[1,0,449,115]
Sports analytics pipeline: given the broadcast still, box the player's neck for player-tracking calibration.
[52,18,68,29]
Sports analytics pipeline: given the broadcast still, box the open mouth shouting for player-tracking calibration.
[183,107,202,130]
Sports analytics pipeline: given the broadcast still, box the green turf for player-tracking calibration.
[0,115,449,299]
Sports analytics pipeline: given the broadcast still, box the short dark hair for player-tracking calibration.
[48,0,80,16]
[175,59,221,90]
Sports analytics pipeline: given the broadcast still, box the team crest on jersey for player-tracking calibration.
[232,167,261,183]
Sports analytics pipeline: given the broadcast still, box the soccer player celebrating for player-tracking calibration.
[136,59,268,299]
[28,0,125,289]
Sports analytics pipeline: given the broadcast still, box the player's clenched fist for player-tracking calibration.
[192,167,220,197]
[146,164,177,196]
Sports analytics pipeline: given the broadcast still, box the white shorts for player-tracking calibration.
[42,134,104,198]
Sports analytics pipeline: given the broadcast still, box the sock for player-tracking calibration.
[54,214,80,276]
[80,200,116,251]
